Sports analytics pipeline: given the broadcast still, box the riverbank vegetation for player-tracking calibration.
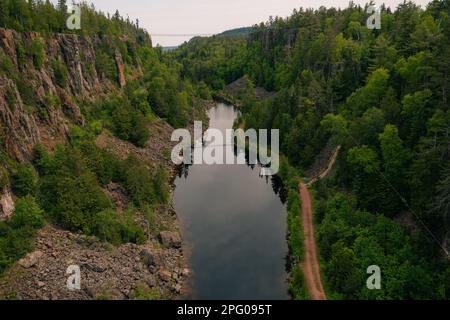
[279,158,308,299]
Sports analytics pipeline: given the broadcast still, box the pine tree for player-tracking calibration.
[57,0,67,31]
[0,0,8,28]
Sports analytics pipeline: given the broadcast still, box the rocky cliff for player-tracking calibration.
[0,28,127,161]
[0,28,193,300]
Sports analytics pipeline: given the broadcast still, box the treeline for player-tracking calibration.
[170,36,247,91]
[173,1,450,299]
[0,0,150,43]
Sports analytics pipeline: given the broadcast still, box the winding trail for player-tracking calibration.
[299,182,327,300]
[307,146,341,186]
[298,145,341,300]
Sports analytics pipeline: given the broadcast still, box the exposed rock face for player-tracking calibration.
[159,231,182,249]
[115,49,126,88]
[0,28,127,160]
[0,77,41,161]
[0,187,14,221]
[104,182,128,212]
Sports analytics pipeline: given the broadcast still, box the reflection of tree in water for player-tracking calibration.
[177,163,191,179]
[175,144,287,204]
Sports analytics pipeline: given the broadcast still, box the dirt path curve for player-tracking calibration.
[307,146,341,186]
[299,182,327,300]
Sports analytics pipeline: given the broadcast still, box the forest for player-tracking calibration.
[171,0,450,299]
[0,0,204,279]
[0,0,449,300]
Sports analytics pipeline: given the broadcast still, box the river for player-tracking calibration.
[173,103,289,300]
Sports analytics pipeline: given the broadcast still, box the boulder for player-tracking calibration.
[158,270,172,282]
[158,231,182,248]
[139,248,162,267]
[0,188,14,221]
[18,251,44,269]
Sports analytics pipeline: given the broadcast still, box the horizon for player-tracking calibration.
[54,0,431,46]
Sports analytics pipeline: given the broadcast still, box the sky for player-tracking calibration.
[65,0,432,46]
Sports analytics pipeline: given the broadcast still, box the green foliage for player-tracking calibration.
[53,58,69,87]
[179,1,450,299]
[93,209,145,245]
[0,53,13,73]
[15,76,36,107]
[10,196,45,229]
[316,192,442,299]
[15,41,25,67]
[11,164,38,197]
[289,267,308,300]
[112,104,150,147]
[5,86,16,110]
[26,38,44,69]
[38,146,114,233]
[123,155,155,207]
[0,0,151,42]
[95,50,117,81]
[347,146,380,175]
[153,165,170,205]
[35,141,154,246]
[132,282,161,300]
[287,189,303,261]
[0,196,44,274]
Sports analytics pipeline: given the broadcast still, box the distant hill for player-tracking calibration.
[216,27,253,38]
[162,46,179,52]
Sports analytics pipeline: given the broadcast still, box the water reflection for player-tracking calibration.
[173,103,289,300]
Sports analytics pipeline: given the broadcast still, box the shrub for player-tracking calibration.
[5,87,16,111]
[112,104,150,148]
[0,226,35,273]
[12,164,38,197]
[93,209,145,245]
[33,144,54,175]
[93,209,123,245]
[129,112,150,148]
[118,211,146,244]
[53,59,69,87]
[289,267,308,300]
[0,197,44,274]
[153,165,169,204]
[287,190,303,261]
[78,141,124,186]
[10,196,45,229]
[38,147,113,233]
[112,104,133,141]
[16,76,36,107]
[27,38,44,69]
[123,156,154,207]
[15,42,25,67]
[132,283,161,300]
[0,54,14,74]
[95,51,116,81]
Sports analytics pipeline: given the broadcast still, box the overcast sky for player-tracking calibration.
[68,0,431,46]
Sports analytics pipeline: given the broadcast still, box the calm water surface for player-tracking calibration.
[173,103,289,300]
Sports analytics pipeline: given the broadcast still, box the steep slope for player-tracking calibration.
[0,27,127,161]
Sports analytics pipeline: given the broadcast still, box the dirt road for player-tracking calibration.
[299,182,327,300]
